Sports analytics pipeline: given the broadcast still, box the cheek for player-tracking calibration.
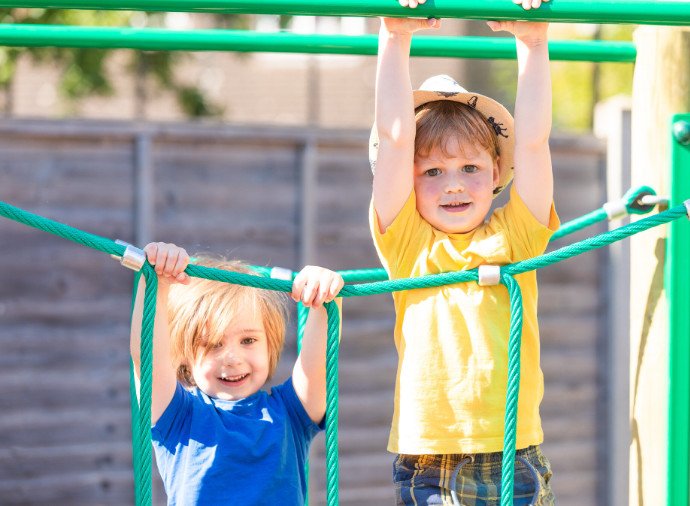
[193,356,216,375]
[470,173,494,191]
[414,178,438,198]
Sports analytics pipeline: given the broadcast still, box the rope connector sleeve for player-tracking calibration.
[270,266,294,281]
[478,265,501,286]
[603,199,628,220]
[684,200,690,221]
[110,239,146,271]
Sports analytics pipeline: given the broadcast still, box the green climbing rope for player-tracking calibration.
[550,185,658,241]
[0,196,687,505]
[499,273,523,506]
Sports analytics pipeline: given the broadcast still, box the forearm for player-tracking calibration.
[293,300,341,423]
[375,24,416,146]
[373,21,419,229]
[129,276,176,404]
[515,36,552,150]
[513,29,554,223]
[131,277,168,366]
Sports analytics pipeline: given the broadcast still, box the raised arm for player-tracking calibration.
[374,8,439,232]
[290,267,344,424]
[488,18,553,225]
[130,242,190,423]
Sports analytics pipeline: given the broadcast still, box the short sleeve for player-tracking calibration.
[273,378,325,436]
[152,382,192,446]
[494,185,560,258]
[369,190,431,278]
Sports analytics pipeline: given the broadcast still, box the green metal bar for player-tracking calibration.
[0,0,687,25]
[667,116,690,506]
[0,24,637,62]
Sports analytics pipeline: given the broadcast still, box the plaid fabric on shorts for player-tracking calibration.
[393,445,555,506]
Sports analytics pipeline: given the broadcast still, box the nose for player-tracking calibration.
[222,345,242,366]
[444,171,465,193]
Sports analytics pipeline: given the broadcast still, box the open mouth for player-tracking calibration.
[441,202,470,212]
[219,374,248,383]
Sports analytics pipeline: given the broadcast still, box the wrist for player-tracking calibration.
[518,34,548,47]
[516,35,549,56]
[382,27,414,41]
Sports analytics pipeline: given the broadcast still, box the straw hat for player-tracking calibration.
[369,75,515,198]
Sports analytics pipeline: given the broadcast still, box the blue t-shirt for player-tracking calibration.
[151,377,323,505]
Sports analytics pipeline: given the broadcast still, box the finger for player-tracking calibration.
[144,242,159,265]
[153,243,168,274]
[315,277,333,307]
[324,276,344,303]
[176,273,191,284]
[292,267,315,303]
[161,247,180,277]
[398,0,409,6]
[173,251,190,282]
[531,0,542,8]
[291,271,305,303]
[301,277,320,308]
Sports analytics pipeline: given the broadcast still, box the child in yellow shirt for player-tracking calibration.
[370,1,559,504]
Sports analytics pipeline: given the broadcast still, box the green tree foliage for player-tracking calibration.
[0,8,249,117]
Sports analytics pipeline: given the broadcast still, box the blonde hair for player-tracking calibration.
[414,100,499,162]
[166,256,288,387]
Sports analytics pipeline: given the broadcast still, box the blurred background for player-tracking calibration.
[0,10,637,506]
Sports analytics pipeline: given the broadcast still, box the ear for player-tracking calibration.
[492,156,501,188]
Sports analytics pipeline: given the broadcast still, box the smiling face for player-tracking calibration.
[188,303,270,401]
[413,137,499,234]
[166,256,287,400]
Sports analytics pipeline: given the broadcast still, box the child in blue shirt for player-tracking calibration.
[130,242,344,505]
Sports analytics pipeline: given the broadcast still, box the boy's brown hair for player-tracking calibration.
[414,100,500,162]
[166,256,288,387]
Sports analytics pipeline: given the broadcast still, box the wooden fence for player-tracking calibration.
[0,119,608,505]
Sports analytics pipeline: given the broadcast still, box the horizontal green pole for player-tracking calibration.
[0,0,688,26]
[0,24,636,62]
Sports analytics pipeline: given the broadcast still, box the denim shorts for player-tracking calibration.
[393,445,555,506]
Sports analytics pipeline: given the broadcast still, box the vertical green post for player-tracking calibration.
[667,115,690,506]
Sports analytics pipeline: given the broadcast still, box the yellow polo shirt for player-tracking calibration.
[370,185,559,454]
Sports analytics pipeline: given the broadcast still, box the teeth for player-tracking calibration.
[221,374,248,382]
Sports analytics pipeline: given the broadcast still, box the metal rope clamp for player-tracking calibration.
[685,199,690,221]
[270,266,293,281]
[603,198,628,221]
[478,265,501,286]
[110,239,146,272]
